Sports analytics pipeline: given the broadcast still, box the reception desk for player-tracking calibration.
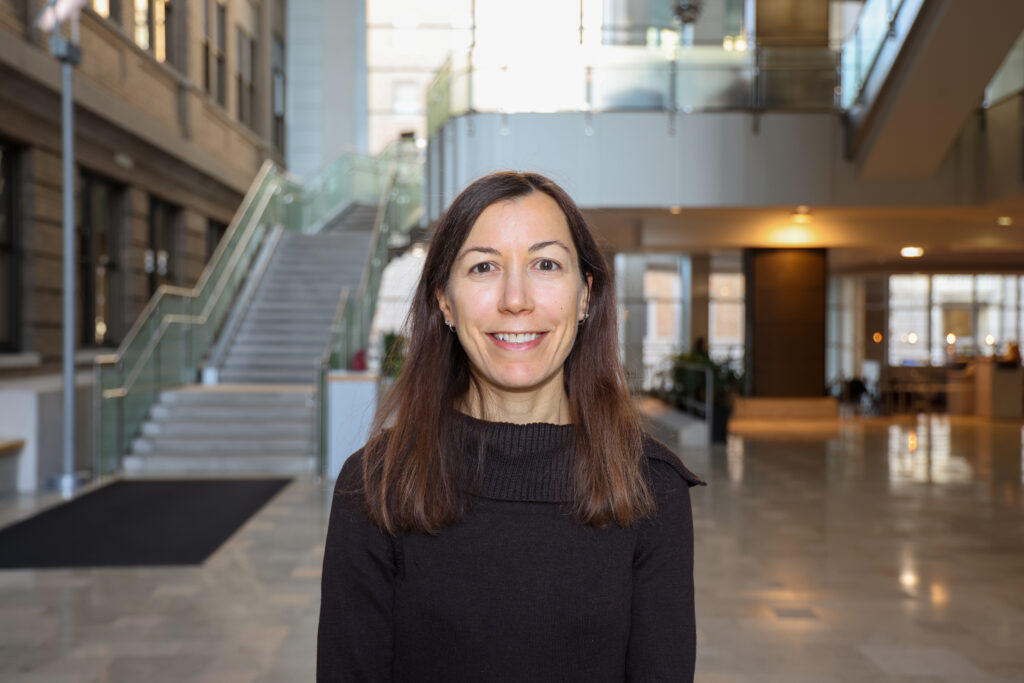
[974,359,1023,419]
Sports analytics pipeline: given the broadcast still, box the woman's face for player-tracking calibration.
[437,191,591,404]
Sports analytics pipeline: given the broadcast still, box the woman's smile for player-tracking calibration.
[489,331,547,350]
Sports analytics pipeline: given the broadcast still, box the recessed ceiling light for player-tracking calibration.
[901,246,924,258]
[997,216,1013,226]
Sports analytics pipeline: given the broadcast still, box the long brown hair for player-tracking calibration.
[362,171,654,534]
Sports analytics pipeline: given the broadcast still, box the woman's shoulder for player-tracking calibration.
[334,448,368,496]
[641,433,707,490]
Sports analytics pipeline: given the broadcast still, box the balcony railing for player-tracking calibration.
[427,44,839,137]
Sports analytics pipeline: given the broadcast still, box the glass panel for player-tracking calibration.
[675,48,753,110]
[932,274,972,303]
[590,47,672,111]
[889,275,929,365]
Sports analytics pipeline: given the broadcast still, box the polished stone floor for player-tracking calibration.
[1,414,1023,682]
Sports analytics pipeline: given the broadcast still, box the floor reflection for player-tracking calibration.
[690,413,1024,682]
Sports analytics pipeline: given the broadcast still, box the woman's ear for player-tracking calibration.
[436,288,454,324]
[579,273,593,320]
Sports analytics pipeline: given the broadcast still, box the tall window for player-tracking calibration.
[206,219,228,262]
[202,0,212,93]
[0,141,21,353]
[133,0,175,66]
[708,272,745,364]
[215,2,228,106]
[236,27,255,128]
[147,197,182,296]
[77,171,124,347]
[91,0,123,24]
[272,35,285,150]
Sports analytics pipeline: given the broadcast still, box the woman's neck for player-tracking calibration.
[460,374,572,425]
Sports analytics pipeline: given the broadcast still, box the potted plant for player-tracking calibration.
[665,351,743,443]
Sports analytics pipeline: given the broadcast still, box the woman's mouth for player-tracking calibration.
[489,332,546,350]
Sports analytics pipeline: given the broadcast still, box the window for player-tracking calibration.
[392,81,420,115]
[888,273,1024,366]
[134,0,150,49]
[91,0,122,24]
[148,197,182,296]
[202,0,211,93]
[77,171,124,347]
[133,0,175,66]
[206,219,228,262]
[215,2,227,106]
[0,141,21,352]
[272,35,285,150]
[708,273,745,364]
[236,27,255,128]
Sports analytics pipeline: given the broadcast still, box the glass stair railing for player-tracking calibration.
[839,0,926,111]
[316,142,423,475]
[94,142,423,478]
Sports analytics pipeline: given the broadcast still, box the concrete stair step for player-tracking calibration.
[142,419,314,437]
[151,404,314,421]
[226,347,326,358]
[217,369,320,383]
[123,453,317,475]
[222,358,320,371]
[132,435,315,454]
[158,387,313,405]
[242,310,337,322]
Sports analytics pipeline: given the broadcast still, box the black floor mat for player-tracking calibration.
[0,478,291,569]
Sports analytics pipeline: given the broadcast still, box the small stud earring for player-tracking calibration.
[445,319,455,332]
[578,312,589,325]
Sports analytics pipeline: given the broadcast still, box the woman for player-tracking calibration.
[318,171,705,682]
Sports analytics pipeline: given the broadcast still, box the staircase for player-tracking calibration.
[124,204,377,474]
[219,204,377,384]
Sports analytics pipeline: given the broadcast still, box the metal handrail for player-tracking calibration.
[108,161,275,358]
[97,181,279,399]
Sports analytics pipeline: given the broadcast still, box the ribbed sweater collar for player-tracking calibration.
[454,412,575,503]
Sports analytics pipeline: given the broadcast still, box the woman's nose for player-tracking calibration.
[499,270,532,314]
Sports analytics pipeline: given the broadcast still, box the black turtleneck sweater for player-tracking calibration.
[317,416,705,682]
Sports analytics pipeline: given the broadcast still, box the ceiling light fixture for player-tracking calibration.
[669,206,682,215]
[901,246,924,258]
[997,216,1013,226]
[791,205,812,223]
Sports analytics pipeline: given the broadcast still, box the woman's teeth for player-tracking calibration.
[494,332,540,344]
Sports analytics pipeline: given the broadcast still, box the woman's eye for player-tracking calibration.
[536,259,560,271]
[469,262,494,274]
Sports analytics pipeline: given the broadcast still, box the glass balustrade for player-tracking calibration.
[426,42,838,134]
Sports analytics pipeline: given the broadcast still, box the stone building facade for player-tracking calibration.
[0,0,286,378]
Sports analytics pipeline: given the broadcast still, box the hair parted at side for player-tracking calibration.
[361,171,654,535]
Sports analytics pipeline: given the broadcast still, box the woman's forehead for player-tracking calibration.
[463,193,573,249]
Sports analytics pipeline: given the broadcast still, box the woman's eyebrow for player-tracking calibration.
[457,241,570,261]
[529,240,571,254]
[457,246,500,261]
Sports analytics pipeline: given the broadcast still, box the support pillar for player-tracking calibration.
[743,248,827,397]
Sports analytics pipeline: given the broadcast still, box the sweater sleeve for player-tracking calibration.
[626,444,703,683]
[317,451,396,682]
